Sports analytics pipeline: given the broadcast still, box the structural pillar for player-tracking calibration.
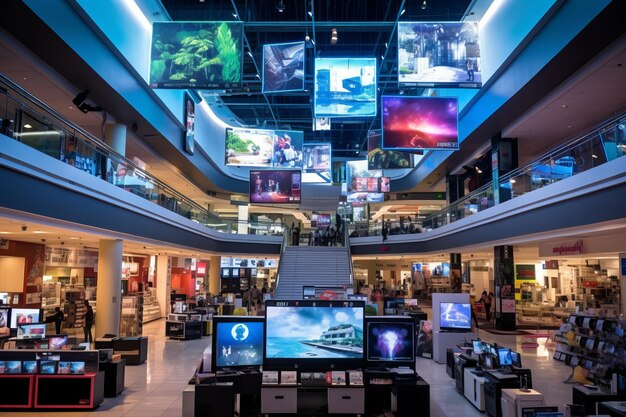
[491,134,518,205]
[156,255,171,318]
[494,245,516,331]
[104,123,127,156]
[619,253,626,316]
[450,253,462,293]
[209,255,221,296]
[95,239,123,338]
[238,205,249,234]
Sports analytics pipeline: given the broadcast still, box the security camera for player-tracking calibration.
[21,225,27,231]
[72,90,103,114]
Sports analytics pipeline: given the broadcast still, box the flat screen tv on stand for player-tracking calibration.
[439,302,472,332]
[264,300,365,370]
[211,316,264,372]
[365,316,415,370]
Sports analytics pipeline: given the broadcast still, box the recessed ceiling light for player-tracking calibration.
[401,8,406,15]
[308,11,313,17]
[69,236,80,240]
[562,104,568,108]
[0,231,9,234]
[592,154,598,159]
[510,179,516,184]
[24,124,32,129]
[32,230,49,234]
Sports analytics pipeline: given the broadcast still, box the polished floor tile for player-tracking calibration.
[0,318,577,416]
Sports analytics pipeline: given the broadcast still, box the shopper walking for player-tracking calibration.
[83,300,94,344]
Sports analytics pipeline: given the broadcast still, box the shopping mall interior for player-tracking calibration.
[0,0,625,416]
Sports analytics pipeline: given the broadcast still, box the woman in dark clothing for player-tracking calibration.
[83,300,94,344]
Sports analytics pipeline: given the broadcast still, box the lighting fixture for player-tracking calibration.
[401,8,406,15]
[23,124,32,129]
[592,154,598,159]
[256,74,260,79]
[308,11,313,17]
[276,0,286,13]
[476,167,483,173]
[32,230,49,234]
[305,35,310,42]
[331,28,338,44]
[0,231,9,234]
[421,0,427,10]
[247,51,253,58]
[232,13,238,18]
[509,179,516,184]
[69,236,80,240]
[381,55,384,61]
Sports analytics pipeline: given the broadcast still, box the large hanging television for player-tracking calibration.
[211,316,264,370]
[439,302,471,331]
[382,96,459,151]
[263,41,305,93]
[314,57,377,118]
[397,21,481,88]
[264,300,365,370]
[249,169,301,204]
[150,21,243,89]
[365,316,415,368]
[367,129,414,170]
[226,128,275,167]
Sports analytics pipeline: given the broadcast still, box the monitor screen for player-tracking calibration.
[10,308,41,328]
[404,299,418,307]
[183,93,195,155]
[3,361,21,374]
[49,335,69,350]
[368,129,415,170]
[39,360,57,374]
[510,351,522,367]
[0,307,9,333]
[439,303,471,331]
[17,323,46,339]
[302,143,332,178]
[214,320,264,368]
[366,321,415,363]
[150,21,243,89]
[382,96,459,151]
[472,339,484,355]
[398,21,481,88]
[497,348,513,366]
[249,169,301,204]
[272,130,304,168]
[521,407,559,417]
[263,41,305,93]
[314,57,377,118]
[226,128,274,167]
[264,301,364,369]
[22,361,38,374]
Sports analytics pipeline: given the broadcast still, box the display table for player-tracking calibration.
[34,372,105,409]
[598,401,626,417]
[114,337,148,365]
[101,358,126,397]
[464,368,487,411]
[572,385,620,416]
[166,320,202,340]
[500,388,544,417]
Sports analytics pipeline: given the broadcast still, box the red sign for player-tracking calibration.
[582,281,599,288]
[552,240,583,255]
[196,262,207,277]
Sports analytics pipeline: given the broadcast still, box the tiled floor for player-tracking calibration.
[0,319,575,417]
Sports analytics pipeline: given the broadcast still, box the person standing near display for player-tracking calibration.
[83,300,94,344]
[48,306,64,335]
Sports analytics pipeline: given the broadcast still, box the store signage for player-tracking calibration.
[196,262,207,277]
[515,264,536,281]
[582,281,599,288]
[45,247,98,267]
[551,240,584,255]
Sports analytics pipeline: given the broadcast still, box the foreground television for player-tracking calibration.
[314,57,377,118]
[10,308,41,329]
[264,300,365,370]
[397,21,481,88]
[249,169,301,204]
[367,129,414,170]
[382,96,459,151]
[212,316,264,370]
[150,21,243,89]
[263,41,305,93]
[439,302,471,332]
[365,316,415,368]
[17,323,46,339]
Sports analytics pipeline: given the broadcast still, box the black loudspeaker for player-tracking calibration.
[393,379,430,417]
[194,382,235,417]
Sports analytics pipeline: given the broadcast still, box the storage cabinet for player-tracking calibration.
[34,372,105,409]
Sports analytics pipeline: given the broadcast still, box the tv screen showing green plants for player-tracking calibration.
[150,21,243,89]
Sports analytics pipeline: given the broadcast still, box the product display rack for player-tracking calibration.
[64,288,86,329]
[120,294,143,337]
[41,282,61,312]
[141,288,161,323]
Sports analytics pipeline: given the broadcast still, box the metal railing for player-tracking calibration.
[0,73,283,236]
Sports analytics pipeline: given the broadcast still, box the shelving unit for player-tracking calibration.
[41,282,61,313]
[141,288,161,323]
[64,288,86,329]
[120,294,143,337]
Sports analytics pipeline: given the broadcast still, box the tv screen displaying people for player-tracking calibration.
[215,321,264,368]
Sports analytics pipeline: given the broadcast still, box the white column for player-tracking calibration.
[95,239,123,338]
[156,255,171,318]
[104,123,127,156]
[620,253,626,316]
[209,256,221,296]
[238,205,249,234]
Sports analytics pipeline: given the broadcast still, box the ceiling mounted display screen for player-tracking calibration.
[398,22,481,88]
[382,96,459,151]
[302,143,332,182]
[314,58,377,118]
[272,130,304,168]
[150,21,243,89]
[367,129,413,170]
[249,169,301,204]
[226,128,274,167]
[263,41,305,93]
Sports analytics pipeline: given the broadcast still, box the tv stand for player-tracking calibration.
[261,384,365,416]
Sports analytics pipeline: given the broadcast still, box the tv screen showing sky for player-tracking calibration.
[150,21,243,89]
[398,21,481,88]
[314,58,377,118]
[382,96,458,151]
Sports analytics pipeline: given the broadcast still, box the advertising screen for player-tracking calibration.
[272,130,303,168]
[150,21,243,89]
[183,92,195,155]
[439,302,471,331]
[10,308,41,328]
[497,348,513,366]
[367,129,414,170]
[0,308,9,334]
[226,128,274,167]
[17,323,46,339]
[215,321,264,368]
[382,96,458,151]
[311,213,332,227]
[263,41,305,93]
[347,160,381,192]
[367,193,385,203]
[249,169,301,204]
[302,143,332,182]
[398,21,481,88]
[265,304,364,359]
[366,321,415,363]
[314,58,377,118]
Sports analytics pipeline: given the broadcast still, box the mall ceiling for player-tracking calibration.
[159,0,473,155]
